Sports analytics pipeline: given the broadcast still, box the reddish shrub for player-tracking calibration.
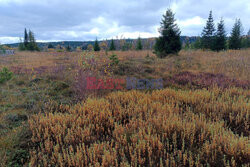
[167,71,250,89]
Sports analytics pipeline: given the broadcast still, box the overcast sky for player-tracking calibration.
[0,0,249,44]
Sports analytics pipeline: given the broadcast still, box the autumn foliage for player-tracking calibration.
[29,88,249,166]
[0,49,249,166]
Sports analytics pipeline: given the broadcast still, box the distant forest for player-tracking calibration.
[5,36,197,51]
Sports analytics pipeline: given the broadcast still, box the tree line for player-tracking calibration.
[87,9,250,58]
[16,10,249,55]
[154,9,250,58]
[89,36,144,52]
[189,11,250,51]
[20,36,147,52]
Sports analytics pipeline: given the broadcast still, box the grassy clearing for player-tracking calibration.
[0,49,249,166]
[1,49,249,80]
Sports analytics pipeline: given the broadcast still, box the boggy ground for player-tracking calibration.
[0,49,249,166]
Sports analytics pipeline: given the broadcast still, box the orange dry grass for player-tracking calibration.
[1,49,249,80]
[0,51,78,69]
[29,87,249,167]
[0,50,152,69]
[150,49,250,80]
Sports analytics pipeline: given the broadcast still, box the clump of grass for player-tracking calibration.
[0,67,13,84]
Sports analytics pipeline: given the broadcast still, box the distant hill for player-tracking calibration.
[5,36,199,50]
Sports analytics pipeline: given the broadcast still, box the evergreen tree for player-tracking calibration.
[81,45,87,50]
[136,37,143,50]
[94,38,100,51]
[241,37,250,48]
[214,18,227,51]
[27,30,34,51]
[201,11,216,50]
[48,43,54,49]
[66,45,71,51]
[27,30,39,51]
[247,29,250,48]
[184,38,190,50]
[191,37,202,49]
[229,19,243,50]
[241,29,250,48]
[24,28,29,49]
[109,39,116,51]
[0,44,5,53]
[121,42,132,51]
[154,9,181,58]
[18,38,25,51]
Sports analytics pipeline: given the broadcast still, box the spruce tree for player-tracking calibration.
[154,9,181,58]
[214,18,227,51]
[247,29,250,48]
[109,39,116,51]
[229,19,243,50]
[184,38,190,50]
[192,37,202,49]
[94,38,100,51]
[241,36,250,48]
[18,38,25,51]
[27,30,39,51]
[48,44,54,49]
[24,28,29,49]
[28,30,34,51]
[201,11,216,50]
[66,45,71,52]
[136,37,143,50]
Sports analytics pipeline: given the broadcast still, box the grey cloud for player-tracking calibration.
[0,0,249,44]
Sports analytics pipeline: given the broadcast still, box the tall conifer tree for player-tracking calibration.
[214,18,227,51]
[136,37,143,50]
[24,28,29,48]
[27,30,39,51]
[229,19,243,49]
[201,11,216,50]
[154,9,181,58]
[109,39,116,51]
[94,38,100,51]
